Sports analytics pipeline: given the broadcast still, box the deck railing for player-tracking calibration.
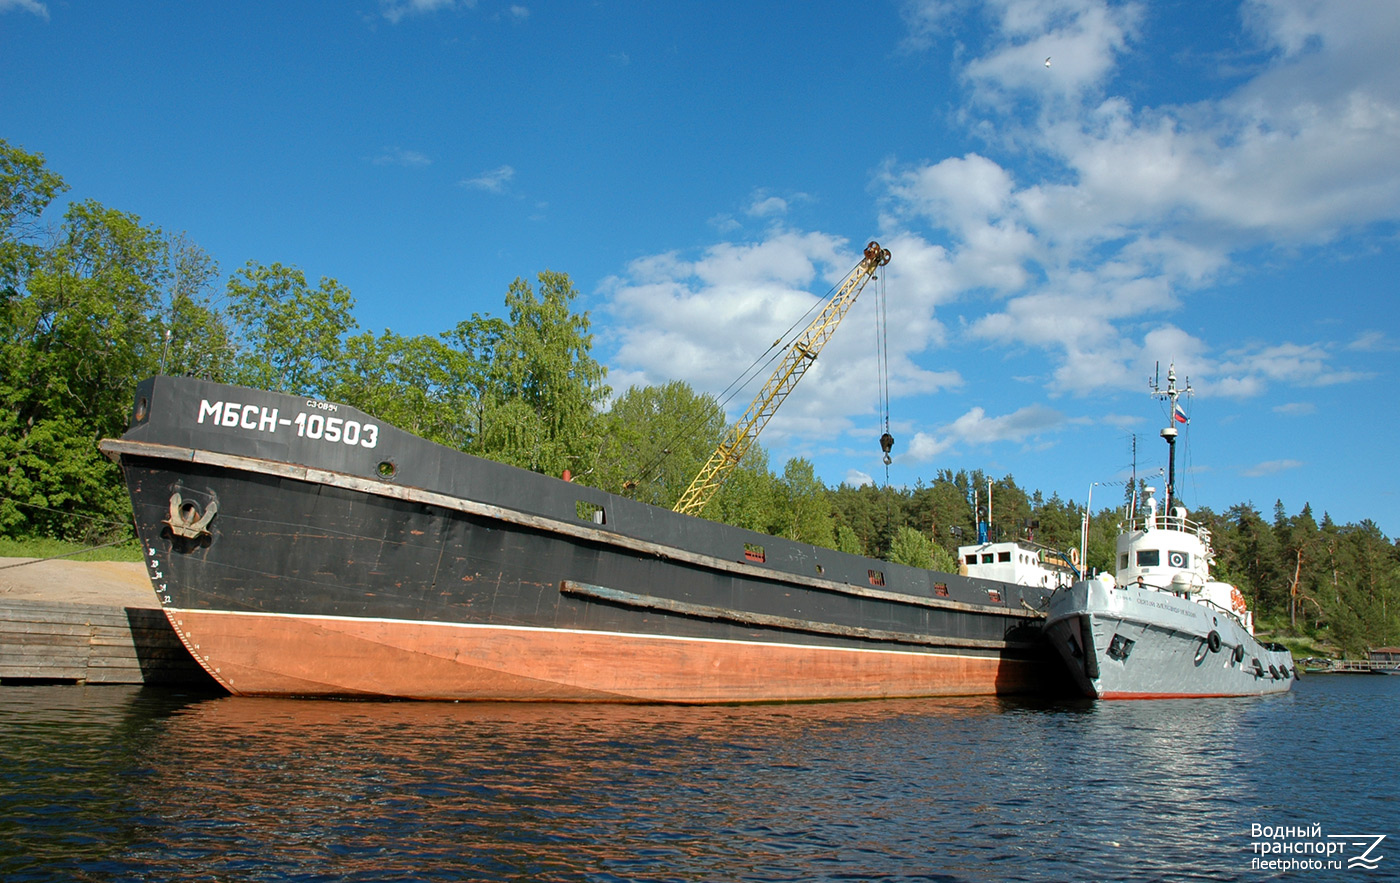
[1125,513,1211,541]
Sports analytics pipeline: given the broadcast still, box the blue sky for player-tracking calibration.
[4,0,1398,537]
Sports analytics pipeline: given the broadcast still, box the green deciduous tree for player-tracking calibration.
[162,235,233,381]
[331,329,487,448]
[2,141,232,540]
[888,525,935,569]
[835,523,864,555]
[440,313,510,451]
[594,380,726,507]
[1,187,200,536]
[1,138,66,302]
[226,261,357,397]
[887,525,962,573]
[475,271,609,477]
[708,447,778,534]
[775,457,836,548]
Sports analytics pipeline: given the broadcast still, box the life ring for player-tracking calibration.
[1207,630,1221,653]
[1069,547,1080,567]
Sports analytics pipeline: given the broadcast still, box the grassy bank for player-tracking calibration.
[0,536,144,563]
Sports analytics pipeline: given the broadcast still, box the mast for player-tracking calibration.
[1150,363,1191,512]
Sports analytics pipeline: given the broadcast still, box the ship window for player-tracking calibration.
[998,551,1011,562]
[744,543,766,563]
[868,569,885,587]
[981,553,994,564]
[965,554,977,566]
[576,500,605,525]
[1167,550,1191,568]
[1136,549,1160,567]
[934,583,950,597]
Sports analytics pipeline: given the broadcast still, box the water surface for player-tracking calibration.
[2,676,1395,881]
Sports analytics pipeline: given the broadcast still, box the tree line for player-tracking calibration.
[3,138,1396,655]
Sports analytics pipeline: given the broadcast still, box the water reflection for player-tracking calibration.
[2,679,1395,882]
[131,695,1019,882]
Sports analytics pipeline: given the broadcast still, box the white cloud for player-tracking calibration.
[595,2,1394,477]
[877,0,1398,402]
[844,469,874,488]
[1347,330,1394,352]
[903,404,1067,463]
[599,230,958,452]
[1216,341,1372,390]
[747,194,789,218]
[379,0,472,24]
[961,0,1144,103]
[371,147,431,167]
[907,431,955,461]
[1242,458,1304,478]
[0,0,47,18]
[461,165,515,193]
[948,403,1065,444]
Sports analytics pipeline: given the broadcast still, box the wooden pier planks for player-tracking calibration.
[0,599,218,688]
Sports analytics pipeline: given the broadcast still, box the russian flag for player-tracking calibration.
[1173,403,1188,424]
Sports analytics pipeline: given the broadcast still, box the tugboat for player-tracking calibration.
[1043,365,1296,699]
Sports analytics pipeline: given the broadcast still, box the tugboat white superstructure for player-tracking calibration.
[1044,365,1296,699]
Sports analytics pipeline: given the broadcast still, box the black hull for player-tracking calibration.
[103,377,1059,702]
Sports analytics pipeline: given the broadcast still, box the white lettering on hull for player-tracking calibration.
[195,399,380,449]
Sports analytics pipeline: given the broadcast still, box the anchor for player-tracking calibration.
[165,491,218,539]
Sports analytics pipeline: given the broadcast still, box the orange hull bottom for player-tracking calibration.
[169,609,1036,703]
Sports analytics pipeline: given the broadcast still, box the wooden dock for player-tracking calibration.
[0,557,219,690]
[0,599,217,687]
[1309,658,1400,675]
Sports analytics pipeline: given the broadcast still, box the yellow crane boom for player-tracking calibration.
[673,240,892,516]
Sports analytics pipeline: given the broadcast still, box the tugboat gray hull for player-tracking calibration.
[1045,579,1295,699]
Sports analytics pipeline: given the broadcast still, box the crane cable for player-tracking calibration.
[875,265,893,484]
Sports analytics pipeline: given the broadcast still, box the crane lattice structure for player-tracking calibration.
[672,240,892,516]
